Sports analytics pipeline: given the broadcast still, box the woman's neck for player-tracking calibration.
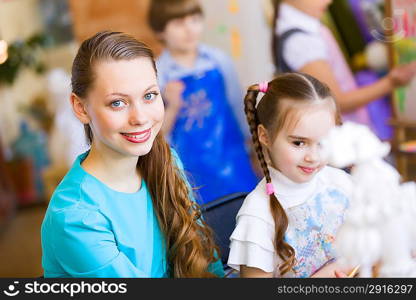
[81,143,141,193]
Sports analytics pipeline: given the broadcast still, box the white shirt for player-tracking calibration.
[227,166,352,277]
[276,3,328,71]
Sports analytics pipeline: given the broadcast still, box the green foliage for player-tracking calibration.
[0,33,52,86]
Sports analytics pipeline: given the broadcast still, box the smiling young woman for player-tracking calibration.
[40,31,224,278]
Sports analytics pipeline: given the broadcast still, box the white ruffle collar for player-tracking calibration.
[267,166,320,209]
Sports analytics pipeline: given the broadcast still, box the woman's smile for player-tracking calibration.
[121,128,152,143]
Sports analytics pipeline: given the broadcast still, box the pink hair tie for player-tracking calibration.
[266,183,275,195]
[259,81,268,93]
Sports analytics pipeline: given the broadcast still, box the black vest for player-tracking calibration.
[275,28,306,73]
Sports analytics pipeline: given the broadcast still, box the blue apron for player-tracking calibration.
[170,67,258,204]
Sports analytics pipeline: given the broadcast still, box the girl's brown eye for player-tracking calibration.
[293,141,305,147]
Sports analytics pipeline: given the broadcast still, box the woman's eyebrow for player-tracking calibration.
[144,84,158,92]
[106,92,129,97]
[106,84,158,98]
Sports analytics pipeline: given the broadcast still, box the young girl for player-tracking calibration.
[272,0,416,137]
[228,73,353,278]
[41,31,224,278]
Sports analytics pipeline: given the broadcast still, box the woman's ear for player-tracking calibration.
[70,93,90,124]
[258,124,271,148]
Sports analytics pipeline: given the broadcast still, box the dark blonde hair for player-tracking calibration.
[148,0,203,33]
[244,72,340,275]
[71,31,220,277]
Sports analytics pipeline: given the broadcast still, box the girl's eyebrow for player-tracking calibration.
[288,135,309,140]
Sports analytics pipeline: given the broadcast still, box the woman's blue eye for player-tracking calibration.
[111,100,125,108]
[144,92,158,101]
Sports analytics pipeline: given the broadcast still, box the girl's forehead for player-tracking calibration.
[279,101,336,137]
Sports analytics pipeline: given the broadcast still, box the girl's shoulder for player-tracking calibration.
[237,178,275,226]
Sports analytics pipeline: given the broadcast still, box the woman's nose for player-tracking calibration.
[129,105,148,126]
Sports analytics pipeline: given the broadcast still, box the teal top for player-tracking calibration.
[41,150,224,278]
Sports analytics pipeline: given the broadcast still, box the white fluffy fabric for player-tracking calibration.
[320,121,416,277]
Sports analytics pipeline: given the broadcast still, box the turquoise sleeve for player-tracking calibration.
[171,148,225,278]
[48,207,149,278]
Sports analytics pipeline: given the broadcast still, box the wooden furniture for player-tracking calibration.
[386,0,416,181]
[389,119,416,181]
[68,0,162,55]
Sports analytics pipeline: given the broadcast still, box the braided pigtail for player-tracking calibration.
[243,84,296,275]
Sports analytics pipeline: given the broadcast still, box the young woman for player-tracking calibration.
[41,31,224,278]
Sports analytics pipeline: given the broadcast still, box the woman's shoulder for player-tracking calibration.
[45,202,104,228]
[47,181,103,221]
[48,160,104,212]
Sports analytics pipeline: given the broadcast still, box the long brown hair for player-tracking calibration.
[71,31,219,277]
[243,72,340,275]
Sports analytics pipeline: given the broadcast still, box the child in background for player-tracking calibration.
[148,0,258,204]
[228,73,354,277]
[271,0,416,134]
[41,31,223,278]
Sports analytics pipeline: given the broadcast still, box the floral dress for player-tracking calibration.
[228,166,351,277]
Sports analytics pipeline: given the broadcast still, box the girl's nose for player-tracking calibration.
[304,146,320,163]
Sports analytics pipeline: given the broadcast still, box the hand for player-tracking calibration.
[163,81,185,110]
[388,61,416,87]
[311,261,351,278]
[334,270,348,278]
